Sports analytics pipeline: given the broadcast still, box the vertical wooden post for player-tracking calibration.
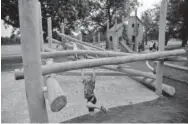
[93,35,95,44]
[156,0,168,96]
[98,32,100,43]
[113,19,117,51]
[18,0,48,122]
[60,23,66,50]
[79,33,82,42]
[47,17,52,48]
[37,2,44,52]
[106,21,110,49]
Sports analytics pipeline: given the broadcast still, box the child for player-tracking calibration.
[81,69,108,115]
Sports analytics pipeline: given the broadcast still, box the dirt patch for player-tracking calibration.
[63,78,188,123]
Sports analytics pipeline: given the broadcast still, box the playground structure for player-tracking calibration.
[2,0,187,123]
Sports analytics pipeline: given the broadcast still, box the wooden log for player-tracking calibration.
[37,2,44,52]
[130,76,175,96]
[45,58,67,112]
[156,0,168,96]
[3,50,131,63]
[60,70,128,76]
[60,23,66,50]
[100,65,156,79]
[18,0,48,122]
[46,37,61,44]
[44,47,56,52]
[46,76,67,112]
[57,32,105,51]
[41,50,131,59]
[98,32,100,43]
[79,33,82,42]
[4,50,187,63]
[14,49,187,79]
[154,61,188,71]
[47,17,52,48]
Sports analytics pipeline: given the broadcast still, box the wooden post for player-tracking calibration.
[98,32,100,43]
[93,35,95,44]
[18,0,48,122]
[156,0,168,96]
[113,19,118,51]
[60,23,66,50]
[47,17,52,48]
[37,2,44,52]
[106,21,110,49]
[79,33,82,42]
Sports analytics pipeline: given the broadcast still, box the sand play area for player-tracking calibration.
[2,69,159,123]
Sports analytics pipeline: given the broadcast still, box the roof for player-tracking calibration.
[108,16,145,32]
[129,16,146,27]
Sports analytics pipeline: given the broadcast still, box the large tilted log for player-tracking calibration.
[57,32,105,51]
[45,58,67,112]
[46,75,67,112]
[14,48,187,79]
[130,76,175,96]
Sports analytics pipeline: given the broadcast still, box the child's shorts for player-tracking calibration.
[87,95,97,112]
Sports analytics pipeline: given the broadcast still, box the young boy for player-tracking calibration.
[81,69,108,115]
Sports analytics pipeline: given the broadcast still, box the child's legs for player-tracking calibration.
[86,96,100,112]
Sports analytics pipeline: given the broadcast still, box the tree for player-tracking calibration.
[141,7,159,44]
[142,0,188,47]
[2,0,90,41]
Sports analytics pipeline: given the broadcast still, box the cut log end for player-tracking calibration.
[50,95,67,112]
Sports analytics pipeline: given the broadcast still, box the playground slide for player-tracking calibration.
[119,41,134,53]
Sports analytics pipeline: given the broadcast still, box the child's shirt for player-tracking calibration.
[82,76,95,99]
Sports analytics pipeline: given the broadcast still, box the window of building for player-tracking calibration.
[119,37,122,42]
[138,24,139,27]
[109,36,113,41]
[132,23,134,28]
[132,36,135,43]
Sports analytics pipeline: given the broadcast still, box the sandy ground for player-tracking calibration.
[1,71,159,123]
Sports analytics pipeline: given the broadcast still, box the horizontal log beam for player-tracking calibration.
[130,76,175,96]
[57,32,105,51]
[14,48,187,79]
[2,50,132,62]
[100,65,156,79]
[59,71,129,76]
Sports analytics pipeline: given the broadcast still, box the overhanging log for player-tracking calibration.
[14,48,187,79]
